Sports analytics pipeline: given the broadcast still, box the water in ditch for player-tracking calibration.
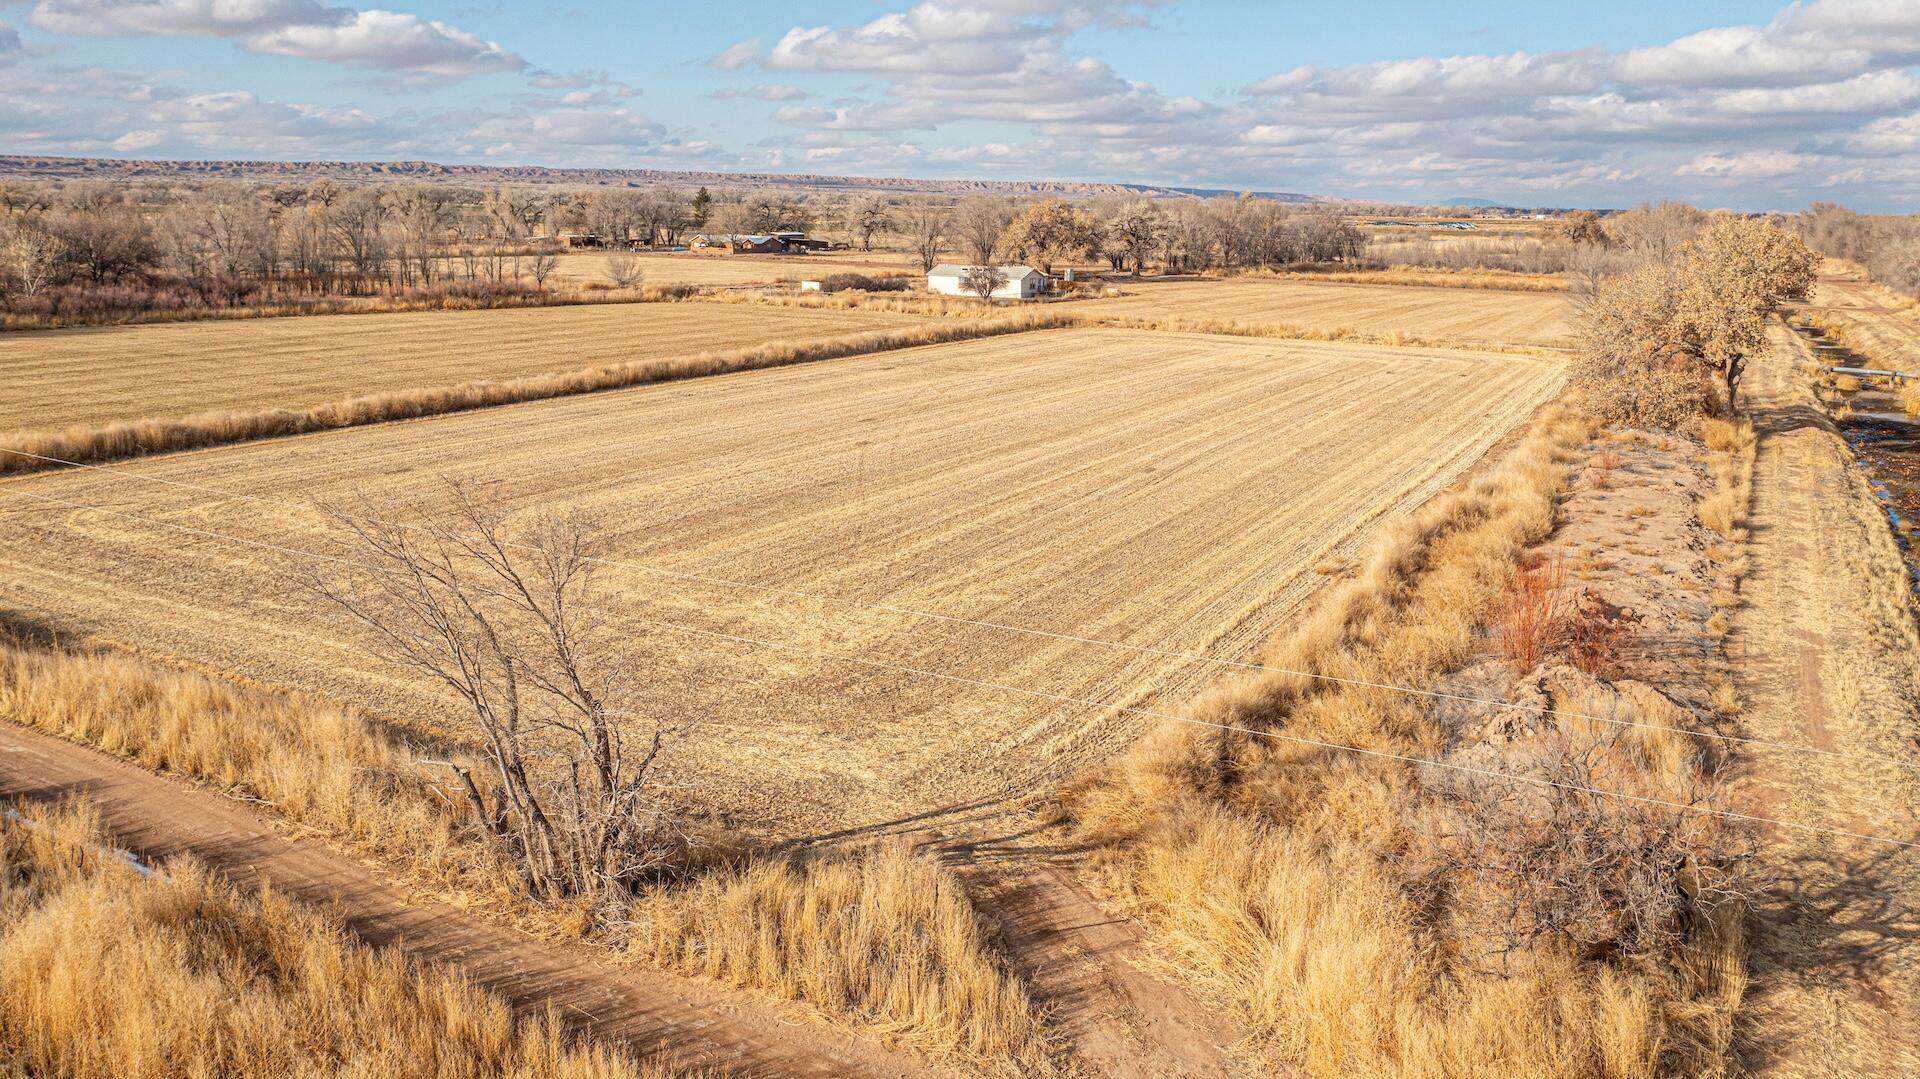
[1794,322,1920,593]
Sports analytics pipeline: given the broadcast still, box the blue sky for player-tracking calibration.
[2,0,1917,209]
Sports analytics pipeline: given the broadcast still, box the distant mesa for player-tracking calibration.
[0,154,1320,202]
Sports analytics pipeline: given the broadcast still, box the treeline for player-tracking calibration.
[941,194,1371,275]
[1794,202,1920,296]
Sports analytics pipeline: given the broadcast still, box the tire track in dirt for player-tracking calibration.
[1729,323,1920,1076]
[0,719,952,1079]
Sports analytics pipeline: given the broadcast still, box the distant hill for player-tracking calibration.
[1435,197,1507,209]
[0,155,1322,202]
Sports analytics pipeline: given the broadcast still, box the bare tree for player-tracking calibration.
[951,196,1013,266]
[604,251,643,289]
[307,481,683,904]
[848,195,891,251]
[902,200,948,273]
[960,264,1007,303]
[323,188,389,281]
[527,246,561,288]
[3,224,64,296]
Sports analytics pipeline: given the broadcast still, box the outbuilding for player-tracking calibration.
[926,264,1049,300]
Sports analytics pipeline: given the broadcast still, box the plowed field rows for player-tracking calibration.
[0,328,1562,835]
[1,301,927,431]
[1087,277,1570,346]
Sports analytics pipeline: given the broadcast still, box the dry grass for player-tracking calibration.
[1063,403,1749,1077]
[630,841,1055,1076]
[0,801,671,1079]
[0,626,514,902]
[0,313,1067,475]
[0,628,1047,1074]
[1276,265,1569,292]
[1699,417,1757,543]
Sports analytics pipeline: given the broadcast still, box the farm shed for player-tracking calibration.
[926,264,1049,300]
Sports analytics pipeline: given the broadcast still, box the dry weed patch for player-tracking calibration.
[1063,403,1752,1077]
[0,627,1050,1074]
[0,801,671,1079]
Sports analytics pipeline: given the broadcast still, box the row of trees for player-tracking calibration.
[892,193,1370,277]
[1795,202,1920,297]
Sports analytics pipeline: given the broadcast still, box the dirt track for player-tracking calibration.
[0,718,948,1079]
[1730,324,1920,1075]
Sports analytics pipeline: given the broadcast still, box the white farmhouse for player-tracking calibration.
[926,264,1049,300]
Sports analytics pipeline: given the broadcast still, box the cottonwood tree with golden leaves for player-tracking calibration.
[1577,215,1817,423]
[996,199,1099,274]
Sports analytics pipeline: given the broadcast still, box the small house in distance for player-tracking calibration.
[688,231,830,255]
[926,264,1049,300]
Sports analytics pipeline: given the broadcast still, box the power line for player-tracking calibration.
[3,484,1916,852]
[3,443,1913,775]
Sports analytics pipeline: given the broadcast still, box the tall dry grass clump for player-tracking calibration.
[0,628,1050,1073]
[0,313,1072,476]
[1064,403,1748,1077]
[0,802,672,1079]
[0,627,515,900]
[1698,417,1756,543]
[630,841,1056,1077]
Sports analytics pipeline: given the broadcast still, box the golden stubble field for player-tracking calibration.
[0,327,1563,836]
[0,302,930,431]
[1086,277,1571,346]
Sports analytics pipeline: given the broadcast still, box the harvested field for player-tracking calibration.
[0,327,1562,836]
[553,251,917,288]
[1,301,928,432]
[1084,277,1570,347]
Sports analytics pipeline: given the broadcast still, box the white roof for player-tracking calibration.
[927,264,1044,279]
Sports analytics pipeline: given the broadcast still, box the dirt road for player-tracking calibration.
[0,719,949,1079]
[1729,325,1920,1075]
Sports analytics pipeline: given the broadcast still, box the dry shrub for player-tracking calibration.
[0,313,1072,475]
[629,841,1055,1076]
[1501,551,1569,671]
[1065,406,1748,1076]
[815,272,914,294]
[1413,733,1750,976]
[1566,591,1633,677]
[1589,448,1623,489]
[0,802,671,1079]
